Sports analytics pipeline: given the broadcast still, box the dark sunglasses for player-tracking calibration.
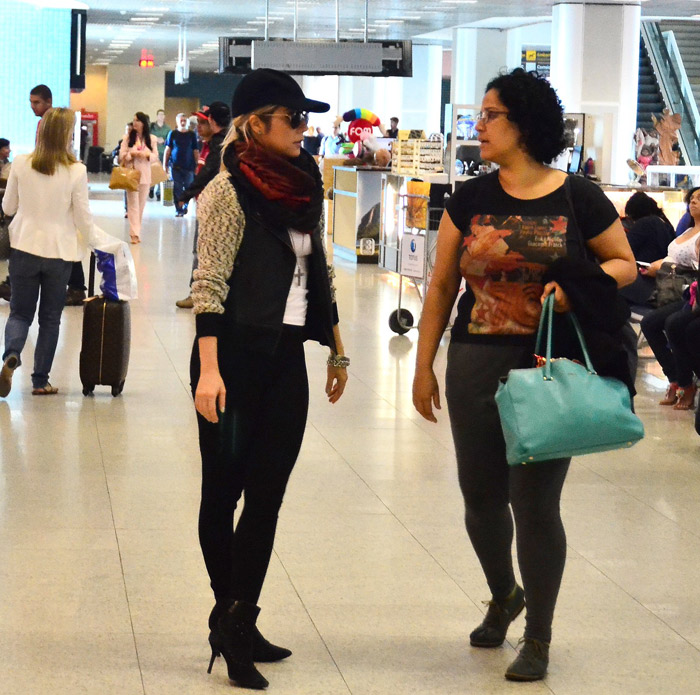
[271,110,309,129]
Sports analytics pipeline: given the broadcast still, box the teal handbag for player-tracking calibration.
[495,295,645,466]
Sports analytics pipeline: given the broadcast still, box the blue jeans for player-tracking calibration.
[3,249,73,388]
[171,167,194,213]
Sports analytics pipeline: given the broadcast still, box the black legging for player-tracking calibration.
[446,342,569,644]
[663,309,700,385]
[640,300,699,385]
[190,326,309,605]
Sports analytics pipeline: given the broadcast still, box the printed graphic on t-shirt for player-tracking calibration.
[459,214,568,335]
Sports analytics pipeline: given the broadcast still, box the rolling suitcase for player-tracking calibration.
[79,253,131,397]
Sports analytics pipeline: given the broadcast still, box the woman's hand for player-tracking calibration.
[644,259,664,278]
[413,365,441,423]
[195,369,226,423]
[542,281,571,313]
[326,366,347,403]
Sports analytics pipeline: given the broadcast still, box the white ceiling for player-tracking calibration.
[82,0,700,72]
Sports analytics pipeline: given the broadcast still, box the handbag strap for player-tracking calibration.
[563,175,595,262]
[537,294,597,379]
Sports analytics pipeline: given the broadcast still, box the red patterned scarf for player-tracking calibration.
[227,140,323,233]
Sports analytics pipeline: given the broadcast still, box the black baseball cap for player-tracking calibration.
[231,68,330,118]
[207,101,231,127]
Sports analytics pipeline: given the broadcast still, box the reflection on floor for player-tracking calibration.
[0,177,699,694]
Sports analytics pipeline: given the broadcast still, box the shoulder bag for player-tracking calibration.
[109,166,141,192]
[651,261,697,307]
[150,162,168,186]
[495,294,644,465]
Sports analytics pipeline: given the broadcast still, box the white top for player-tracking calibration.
[667,230,700,269]
[282,229,313,326]
[1,154,94,262]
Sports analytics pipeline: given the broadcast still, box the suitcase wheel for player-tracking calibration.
[82,385,94,396]
[111,381,125,397]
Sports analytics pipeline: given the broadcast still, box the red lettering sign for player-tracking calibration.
[348,118,374,143]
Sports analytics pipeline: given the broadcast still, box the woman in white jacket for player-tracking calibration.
[119,111,158,243]
[0,107,94,397]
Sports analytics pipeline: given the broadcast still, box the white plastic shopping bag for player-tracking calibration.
[87,226,138,301]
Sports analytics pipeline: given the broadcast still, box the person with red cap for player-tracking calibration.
[175,101,231,309]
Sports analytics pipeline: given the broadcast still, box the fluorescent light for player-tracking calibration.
[19,0,88,7]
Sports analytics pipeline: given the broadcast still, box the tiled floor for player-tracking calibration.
[1,177,699,694]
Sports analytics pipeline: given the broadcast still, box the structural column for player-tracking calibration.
[450,28,508,107]
[550,1,641,184]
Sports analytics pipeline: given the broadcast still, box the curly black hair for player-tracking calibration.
[485,69,566,164]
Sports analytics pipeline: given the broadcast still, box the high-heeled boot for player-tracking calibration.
[208,603,292,668]
[213,601,268,689]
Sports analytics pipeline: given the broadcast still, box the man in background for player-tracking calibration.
[163,113,199,218]
[175,101,230,308]
[386,116,399,138]
[29,84,52,120]
[320,124,345,158]
[149,109,170,200]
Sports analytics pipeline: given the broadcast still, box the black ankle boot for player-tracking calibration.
[505,637,549,681]
[208,602,292,665]
[470,584,525,648]
[213,601,268,689]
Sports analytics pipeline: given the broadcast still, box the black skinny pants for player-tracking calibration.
[446,342,570,644]
[190,326,309,605]
[640,301,700,385]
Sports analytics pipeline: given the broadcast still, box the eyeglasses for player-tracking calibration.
[271,110,309,129]
[476,110,509,124]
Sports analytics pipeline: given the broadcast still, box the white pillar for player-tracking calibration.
[451,28,508,106]
[550,2,641,184]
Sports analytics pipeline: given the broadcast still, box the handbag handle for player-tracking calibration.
[536,294,597,380]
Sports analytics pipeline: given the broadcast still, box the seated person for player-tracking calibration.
[619,191,675,306]
[640,187,700,410]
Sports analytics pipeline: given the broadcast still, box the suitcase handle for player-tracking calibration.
[88,251,97,297]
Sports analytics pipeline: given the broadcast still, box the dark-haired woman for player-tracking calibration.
[620,191,676,306]
[190,68,348,690]
[640,187,700,410]
[119,112,157,243]
[413,69,636,681]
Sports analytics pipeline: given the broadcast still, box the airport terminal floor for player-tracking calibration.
[1,177,699,695]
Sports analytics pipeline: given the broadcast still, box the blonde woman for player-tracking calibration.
[0,108,95,397]
[190,68,348,690]
[119,111,158,243]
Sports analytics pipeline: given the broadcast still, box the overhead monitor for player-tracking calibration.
[219,38,412,77]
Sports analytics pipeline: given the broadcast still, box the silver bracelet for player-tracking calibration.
[327,354,350,368]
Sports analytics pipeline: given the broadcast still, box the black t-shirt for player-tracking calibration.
[445,172,619,344]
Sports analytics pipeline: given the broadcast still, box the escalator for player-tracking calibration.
[637,43,665,132]
[641,21,700,166]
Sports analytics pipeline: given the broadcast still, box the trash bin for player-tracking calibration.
[86,146,104,173]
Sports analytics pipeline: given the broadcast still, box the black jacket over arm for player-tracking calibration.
[543,256,635,396]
